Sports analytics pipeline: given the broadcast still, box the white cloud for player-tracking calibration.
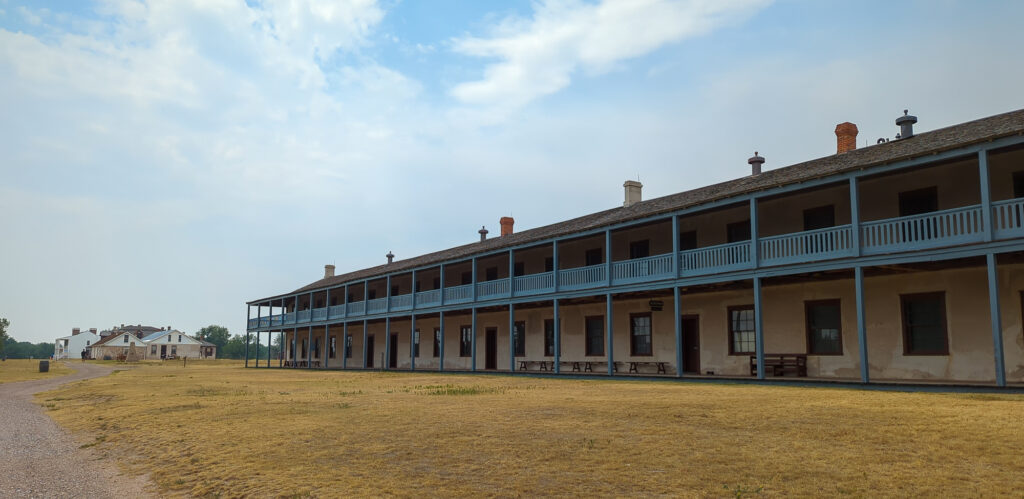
[450,0,770,112]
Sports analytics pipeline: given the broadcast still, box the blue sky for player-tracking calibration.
[2,0,1022,343]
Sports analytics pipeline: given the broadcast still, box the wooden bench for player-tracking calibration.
[518,360,553,371]
[628,361,667,374]
[749,354,807,377]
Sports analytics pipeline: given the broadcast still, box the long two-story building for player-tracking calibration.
[245,109,1024,387]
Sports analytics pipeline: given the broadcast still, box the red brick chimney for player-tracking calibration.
[500,217,514,236]
[835,122,858,154]
[72,328,80,336]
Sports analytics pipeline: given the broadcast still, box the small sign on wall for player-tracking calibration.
[649,300,664,312]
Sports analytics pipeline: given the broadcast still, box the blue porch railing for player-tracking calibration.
[444,284,473,304]
[514,271,555,295]
[477,278,511,299]
[347,301,365,316]
[328,305,345,319]
[559,265,606,290]
[297,310,311,323]
[415,289,442,307]
[612,253,674,285]
[258,318,269,328]
[366,298,388,314]
[248,318,258,329]
[679,241,751,276]
[760,225,855,266]
[312,307,328,321]
[992,198,1024,239]
[390,294,413,311]
[284,312,296,324]
[861,205,985,255]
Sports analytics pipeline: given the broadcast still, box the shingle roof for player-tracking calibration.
[263,108,1024,301]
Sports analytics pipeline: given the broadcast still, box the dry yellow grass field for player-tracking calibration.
[0,358,71,383]
[38,361,1024,497]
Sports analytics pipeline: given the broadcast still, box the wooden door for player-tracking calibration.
[389,334,398,368]
[682,315,700,374]
[366,335,375,368]
[485,328,497,370]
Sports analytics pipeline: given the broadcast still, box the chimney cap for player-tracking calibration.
[748,151,765,165]
[478,226,489,241]
[386,251,395,264]
[895,109,917,126]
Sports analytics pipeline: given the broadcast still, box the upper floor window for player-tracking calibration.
[806,300,842,355]
[178,335,182,342]
[544,257,554,272]
[901,292,948,355]
[414,281,421,293]
[514,262,525,277]
[461,271,473,285]
[347,293,355,303]
[459,326,472,357]
[898,186,938,217]
[433,277,441,290]
[391,285,399,296]
[727,220,751,243]
[485,267,498,281]
[629,240,650,259]
[123,335,128,343]
[585,248,603,266]
[315,299,323,308]
[1013,171,1024,199]
[167,336,171,342]
[728,306,755,355]
[330,296,339,306]
[368,289,377,299]
[803,205,836,231]
[678,231,698,251]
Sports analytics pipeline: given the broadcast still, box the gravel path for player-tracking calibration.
[0,362,154,498]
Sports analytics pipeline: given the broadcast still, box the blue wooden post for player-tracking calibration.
[325,288,330,321]
[292,328,297,366]
[471,307,478,372]
[412,270,417,310]
[386,275,392,313]
[244,332,249,368]
[979,150,994,242]
[750,198,759,268]
[362,319,368,369]
[342,321,348,369]
[323,324,329,369]
[849,178,862,256]
[410,314,416,371]
[553,298,561,374]
[267,329,272,367]
[671,215,680,278]
[471,257,477,301]
[440,265,446,306]
[343,285,349,319]
[306,326,312,369]
[439,310,446,372]
[509,249,515,297]
[279,331,284,367]
[854,266,869,383]
[753,276,765,380]
[605,230,612,286]
[552,241,559,291]
[385,316,391,370]
[509,303,516,372]
[674,286,683,377]
[606,293,614,376]
[255,331,259,368]
[986,253,1007,387]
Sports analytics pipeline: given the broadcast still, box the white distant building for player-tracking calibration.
[54,328,100,359]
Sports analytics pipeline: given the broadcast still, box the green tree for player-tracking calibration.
[195,325,230,355]
[0,317,8,357]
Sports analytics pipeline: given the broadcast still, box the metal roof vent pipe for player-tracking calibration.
[478,226,489,241]
[896,109,917,139]
[386,251,394,264]
[748,152,765,175]
[623,180,643,207]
